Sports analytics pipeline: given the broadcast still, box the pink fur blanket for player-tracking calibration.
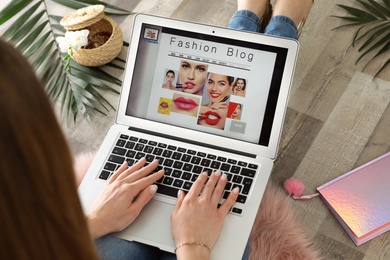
[74,152,322,259]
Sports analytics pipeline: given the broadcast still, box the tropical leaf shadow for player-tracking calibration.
[333,0,390,78]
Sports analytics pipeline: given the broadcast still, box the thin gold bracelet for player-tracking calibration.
[174,241,211,254]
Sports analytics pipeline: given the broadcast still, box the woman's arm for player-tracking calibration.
[171,171,239,260]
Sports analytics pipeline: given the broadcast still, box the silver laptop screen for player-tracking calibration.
[125,23,288,146]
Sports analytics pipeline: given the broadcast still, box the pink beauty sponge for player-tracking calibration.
[283,177,305,197]
[283,178,319,200]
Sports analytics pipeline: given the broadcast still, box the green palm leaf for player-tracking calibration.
[0,0,130,124]
[333,0,390,77]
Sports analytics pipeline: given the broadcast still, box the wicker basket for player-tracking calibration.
[60,5,123,67]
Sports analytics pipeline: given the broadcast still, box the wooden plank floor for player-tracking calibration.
[44,0,390,259]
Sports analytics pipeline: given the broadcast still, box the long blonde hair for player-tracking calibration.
[0,39,98,259]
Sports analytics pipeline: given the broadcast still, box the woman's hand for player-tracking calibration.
[208,95,229,109]
[86,158,164,239]
[171,170,239,259]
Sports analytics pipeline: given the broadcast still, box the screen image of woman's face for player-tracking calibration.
[178,60,208,95]
[232,104,241,118]
[235,79,245,91]
[206,73,231,103]
[166,72,175,84]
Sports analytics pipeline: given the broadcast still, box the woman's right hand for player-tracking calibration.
[171,170,239,259]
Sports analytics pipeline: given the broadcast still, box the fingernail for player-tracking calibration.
[149,185,157,194]
[233,187,239,194]
[214,170,221,177]
[221,173,227,181]
[177,189,182,198]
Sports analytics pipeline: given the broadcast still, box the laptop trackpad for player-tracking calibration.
[114,199,175,252]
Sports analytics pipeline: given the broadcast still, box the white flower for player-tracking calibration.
[56,36,71,53]
[65,29,89,50]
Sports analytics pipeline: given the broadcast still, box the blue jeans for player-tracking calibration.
[94,10,294,260]
[95,235,250,260]
[227,10,298,40]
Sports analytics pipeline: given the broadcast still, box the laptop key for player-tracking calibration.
[163,159,174,167]
[104,162,116,171]
[242,178,253,195]
[182,154,192,162]
[168,145,177,150]
[207,154,217,160]
[232,175,243,184]
[241,168,256,178]
[156,184,178,198]
[146,154,155,162]
[135,152,146,160]
[210,161,221,169]
[231,166,241,174]
[135,143,144,151]
[217,156,227,162]
[116,139,126,147]
[108,155,125,164]
[183,181,192,190]
[201,158,211,167]
[182,172,192,180]
[238,161,247,167]
[139,138,148,144]
[232,208,242,214]
[220,163,230,171]
[125,158,135,166]
[143,145,154,154]
[191,156,201,164]
[112,147,126,156]
[177,147,186,153]
[162,177,174,185]
[193,165,202,174]
[125,141,135,149]
[172,152,182,160]
[158,143,167,148]
[99,170,111,180]
[172,170,182,178]
[162,150,173,158]
[148,140,157,146]
[120,134,129,140]
[153,148,163,155]
[173,179,183,188]
[183,163,192,172]
[187,149,196,155]
[173,161,183,169]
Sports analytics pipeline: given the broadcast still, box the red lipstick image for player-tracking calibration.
[199,110,221,125]
[173,96,198,110]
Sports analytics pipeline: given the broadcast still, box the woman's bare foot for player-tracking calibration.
[272,0,313,27]
[237,0,270,20]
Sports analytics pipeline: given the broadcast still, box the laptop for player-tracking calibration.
[78,13,298,259]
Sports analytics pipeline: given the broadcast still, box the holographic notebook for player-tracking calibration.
[317,152,390,246]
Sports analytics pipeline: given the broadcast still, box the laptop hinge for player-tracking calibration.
[128,127,256,159]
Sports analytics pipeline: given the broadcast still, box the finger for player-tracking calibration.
[116,157,147,182]
[122,159,159,183]
[130,184,158,215]
[211,173,228,205]
[218,187,239,215]
[172,189,185,215]
[186,172,208,197]
[108,161,128,183]
[129,169,164,194]
[201,170,221,199]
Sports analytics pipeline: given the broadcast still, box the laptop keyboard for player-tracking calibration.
[99,134,259,215]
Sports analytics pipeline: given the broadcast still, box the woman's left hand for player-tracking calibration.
[86,158,164,239]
